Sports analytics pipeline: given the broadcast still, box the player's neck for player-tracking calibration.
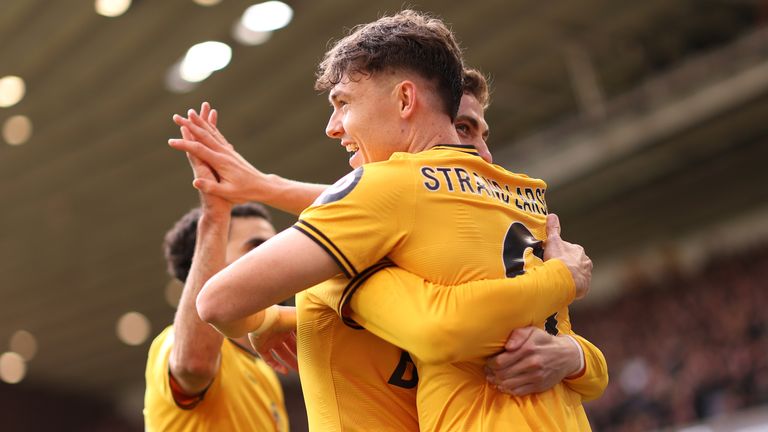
[405,115,460,154]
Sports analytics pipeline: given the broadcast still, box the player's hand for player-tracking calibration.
[247,307,299,375]
[168,102,268,204]
[485,327,582,396]
[180,119,231,216]
[543,213,592,299]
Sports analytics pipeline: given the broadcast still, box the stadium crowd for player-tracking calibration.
[580,243,768,431]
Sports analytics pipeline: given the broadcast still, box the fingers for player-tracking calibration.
[173,114,220,150]
[209,109,217,127]
[505,326,535,351]
[265,352,289,375]
[277,341,299,371]
[485,346,527,371]
[169,138,223,165]
[192,177,223,194]
[546,213,561,239]
[186,153,215,179]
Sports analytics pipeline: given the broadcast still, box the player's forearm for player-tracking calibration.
[255,173,328,215]
[197,228,340,336]
[169,212,229,391]
[349,260,575,364]
[563,333,609,401]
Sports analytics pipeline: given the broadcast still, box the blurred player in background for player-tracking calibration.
[143,123,289,431]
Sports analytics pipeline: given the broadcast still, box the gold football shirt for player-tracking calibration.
[295,145,594,431]
[144,326,288,432]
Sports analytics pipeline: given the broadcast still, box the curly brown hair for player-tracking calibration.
[162,203,272,283]
[315,9,464,121]
[462,68,490,110]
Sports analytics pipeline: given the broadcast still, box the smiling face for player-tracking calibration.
[454,93,491,163]
[325,74,406,169]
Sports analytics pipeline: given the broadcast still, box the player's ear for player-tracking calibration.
[396,80,417,119]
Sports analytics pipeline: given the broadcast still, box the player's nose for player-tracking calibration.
[325,112,344,139]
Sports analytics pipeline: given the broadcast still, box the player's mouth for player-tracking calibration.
[344,142,359,157]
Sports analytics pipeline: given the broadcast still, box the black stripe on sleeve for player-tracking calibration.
[296,220,358,276]
[292,225,353,279]
[338,259,396,329]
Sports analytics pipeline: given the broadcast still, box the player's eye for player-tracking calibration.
[455,123,470,135]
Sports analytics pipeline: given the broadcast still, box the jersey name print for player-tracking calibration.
[420,165,548,215]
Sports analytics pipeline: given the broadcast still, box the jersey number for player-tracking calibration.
[503,222,558,335]
[388,351,418,389]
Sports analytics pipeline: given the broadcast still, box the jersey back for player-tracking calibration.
[295,145,590,431]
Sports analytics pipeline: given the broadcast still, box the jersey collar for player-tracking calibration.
[430,144,481,157]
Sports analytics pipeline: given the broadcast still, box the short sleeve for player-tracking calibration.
[293,163,414,278]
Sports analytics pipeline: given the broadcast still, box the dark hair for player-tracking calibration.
[162,203,272,283]
[462,68,490,110]
[315,9,464,120]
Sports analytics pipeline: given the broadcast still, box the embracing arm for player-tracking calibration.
[564,333,609,400]
[196,228,340,338]
[485,320,608,401]
[347,214,589,364]
[551,312,609,401]
[347,259,575,364]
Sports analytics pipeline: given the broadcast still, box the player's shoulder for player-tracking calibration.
[148,325,175,353]
[484,161,548,188]
[145,326,174,375]
[308,160,413,208]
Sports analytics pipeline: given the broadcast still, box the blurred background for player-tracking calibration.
[1,0,767,430]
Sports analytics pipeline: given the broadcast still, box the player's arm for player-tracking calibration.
[545,308,609,400]
[170,103,327,215]
[485,322,608,401]
[346,260,575,364]
[196,228,340,338]
[346,214,590,364]
[247,305,300,375]
[563,333,609,401]
[168,123,232,397]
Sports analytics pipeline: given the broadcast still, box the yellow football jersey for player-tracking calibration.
[296,273,420,432]
[295,145,593,431]
[144,326,289,432]
[344,265,608,399]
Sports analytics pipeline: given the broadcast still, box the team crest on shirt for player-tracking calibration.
[313,167,363,206]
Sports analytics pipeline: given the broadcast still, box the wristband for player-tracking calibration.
[564,335,586,378]
[250,306,279,337]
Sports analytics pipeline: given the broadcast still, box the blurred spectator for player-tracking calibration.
[580,243,768,431]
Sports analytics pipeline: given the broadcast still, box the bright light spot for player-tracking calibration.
[164,279,183,308]
[232,20,272,46]
[95,0,132,17]
[180,41,232,83]
[241,1,293,32]
[193,0,222,6]
[116,312,151,346]
[9,330,37,361]
[165,61,198,94]
[3,115,33,146]
[0,352,26,384]
[0,76,26,108]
